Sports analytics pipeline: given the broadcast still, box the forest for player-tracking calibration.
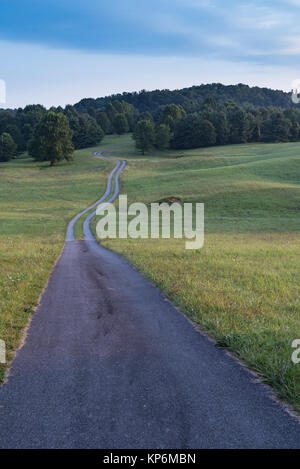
[1,83,300,162]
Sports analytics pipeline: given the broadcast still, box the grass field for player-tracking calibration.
[0,137,117,382]
[92,135,300,412]
[1,133,300,414]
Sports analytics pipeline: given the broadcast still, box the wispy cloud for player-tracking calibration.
[233,4,287,30]
[1,0,300,63]
[284,0,300,6]
[2,0,300,107]
[1,39,298,108]
[279,36,300,55]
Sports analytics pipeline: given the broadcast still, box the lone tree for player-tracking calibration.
[0,132,17,162]
[28,111,74,166]
[133,119,155,154]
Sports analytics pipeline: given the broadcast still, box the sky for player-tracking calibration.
[1,0,300,108]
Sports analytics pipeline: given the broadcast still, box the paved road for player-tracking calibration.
[0,152,300,448]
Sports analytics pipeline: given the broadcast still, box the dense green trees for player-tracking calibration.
[73,114,104,149]
[155,124,172,150]
[64,106,104,149]
[212,112,229,145]
[159,104,186,131]
[170,103,300,150]
[0,111,24,151]
[0,105,47,156]
[17,105,47,150]
[28,112,74,166]
[0,132,17,161]
[131,99,300,152]
[96,111,111,134]
[113,113,129,135]
[2,82,300,164]
[172,115,216,149]
[75,83,297,116]
[199,120,217,147]
[226,103,249,144]
[138,111,153,122]
[261,112,293,142]
[105,100,134,133]
[133,120,155,154]
[0,100,127,161]
[133,119,172,153]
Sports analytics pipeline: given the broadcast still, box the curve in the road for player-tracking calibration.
[83,160,126,241]
[66,150,126,241]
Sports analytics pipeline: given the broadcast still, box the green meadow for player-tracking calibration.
[1,133,300,414]
[94,135,300,412]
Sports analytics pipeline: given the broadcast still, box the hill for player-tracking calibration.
[74,83,297,114]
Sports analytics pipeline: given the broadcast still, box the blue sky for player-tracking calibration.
[1,0,300,107]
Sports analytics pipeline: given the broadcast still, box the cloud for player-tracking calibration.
[171,0,213,8]
[280,36,300,55]
[234,4,286,30]
[2,1,300,107]
[1,39,297,108]
[284,0,300,6]
[0,0,300,64]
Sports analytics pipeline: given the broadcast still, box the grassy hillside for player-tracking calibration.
[0,137,117,382]
[2,133,300,414]
[91,135,300,412]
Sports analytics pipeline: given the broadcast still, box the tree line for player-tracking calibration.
[132,99,300,153]
[0,100,136,164]
[1,82,300,164]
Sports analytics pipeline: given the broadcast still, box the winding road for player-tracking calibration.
[0,149,300,448]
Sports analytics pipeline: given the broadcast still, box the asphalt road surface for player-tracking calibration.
[0,152,300,449]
